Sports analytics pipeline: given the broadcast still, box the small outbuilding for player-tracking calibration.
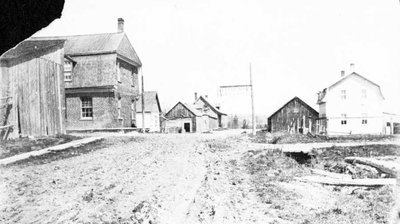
[164,102,210,133]
[268,97,319,134]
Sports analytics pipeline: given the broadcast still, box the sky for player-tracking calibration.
[33,0,400,118]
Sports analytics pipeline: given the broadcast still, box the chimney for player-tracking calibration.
[341,70,345,77]
[205,95,208,99]
[118,18,124,33]
[194,92,198,101]
[350,63,355,73]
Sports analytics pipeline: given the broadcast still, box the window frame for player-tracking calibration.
[341,113,347,125]
[64,61,73,82]
[80,97,93,120]
[362,113,367,124]
[340,90,347,100]
[361,89,367,99]
[117,97,123,120]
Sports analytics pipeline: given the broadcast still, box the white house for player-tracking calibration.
[193,94,227,129]
[136,91,162,132]
[317,71,385,135]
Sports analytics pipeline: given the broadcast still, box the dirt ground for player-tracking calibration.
[0,131,397,223]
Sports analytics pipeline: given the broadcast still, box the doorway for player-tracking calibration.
[184,122,191,133]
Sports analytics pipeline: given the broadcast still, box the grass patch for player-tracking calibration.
[244,147,395,223]
[252,132,398,144]
[0,134,82,159]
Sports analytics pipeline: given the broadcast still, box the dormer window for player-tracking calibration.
[64,61,73,81]
[340,90,346,100]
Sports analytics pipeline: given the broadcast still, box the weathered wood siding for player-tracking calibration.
[268,98,319,134]
[1,56,65,138]
[165,103,197,132]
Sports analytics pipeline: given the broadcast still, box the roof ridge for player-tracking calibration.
[31,32,122,39]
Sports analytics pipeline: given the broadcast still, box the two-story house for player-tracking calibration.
[317,70,385,135]
[193,94,227,129]
[32,18,142,130]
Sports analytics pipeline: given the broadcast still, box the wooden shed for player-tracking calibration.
[267,97,319,134]
[164,102,210,133]
[0,40,66,138]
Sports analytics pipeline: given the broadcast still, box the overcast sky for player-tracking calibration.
[34,0,400,117]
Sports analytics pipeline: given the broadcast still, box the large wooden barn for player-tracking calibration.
[0,39,66,139]
[268,97,319,134]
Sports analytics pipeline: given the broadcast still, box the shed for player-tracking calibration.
[164,102,210,133]
[267,97,319,134]
[0,39,66,138]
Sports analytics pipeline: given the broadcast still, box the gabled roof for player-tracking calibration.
[195,96,227,116]
[317,72,384,103]
[31,32,141,67]
[166,102,202,117]
[268,96,319,120]
[136,91,161,113]
[0,39,65,61]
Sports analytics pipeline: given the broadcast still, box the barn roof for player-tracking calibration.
[317,72,384,103]
[268,96,319,120]
[136,91,161,113]
[31,32,141,67]
[0,39,65,61]
[196,96,227,116]
[166,102,202,118]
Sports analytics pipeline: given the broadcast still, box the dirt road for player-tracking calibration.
[0,132,395,223]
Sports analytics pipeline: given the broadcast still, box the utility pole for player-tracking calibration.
[219,63,256,135]
[249,63,255,135]
[141,69,145,133]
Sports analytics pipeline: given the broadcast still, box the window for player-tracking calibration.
[361,113,367,124]
[118,97,122,119]
[64,61,72,81]
[81,97,93,119]
[117,62,121,83]
[340,90,346,100]
[341,113,347,125]
[361,89,367,100]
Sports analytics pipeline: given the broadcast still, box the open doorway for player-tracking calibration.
[184,122,191,133]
